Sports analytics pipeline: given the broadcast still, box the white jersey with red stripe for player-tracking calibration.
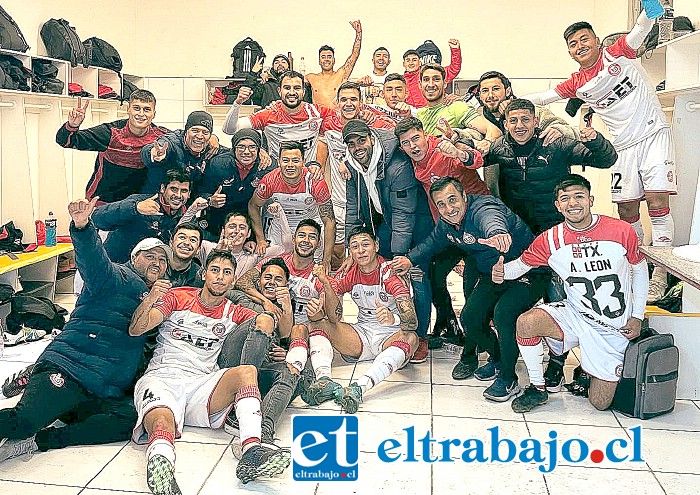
[151,287,257,375]
[521,215,645,331]
[555,36,668,150]
[323,129,349,208]
[332,257,410,326]
[258,103,324,161]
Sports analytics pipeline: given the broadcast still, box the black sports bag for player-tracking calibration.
[40,18,89,67]
[0,5,29,52]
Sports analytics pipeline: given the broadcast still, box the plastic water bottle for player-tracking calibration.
[298,57,306,75]
[45,212,57,247]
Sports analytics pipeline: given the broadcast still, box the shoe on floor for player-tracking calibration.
[483,377,522,402]
[544,361,565,393]
[512,384,549,413]
[647,267,668,304]
[2,363,36,398]
[4,327,47,347]
[474,360,500,381]
[236,443,291,484]
[452,358,478,380]
[0,436,38,463]
[146,454,182,495]
[410,338,429,364]
[300,377,343,406]
[427,336,444,349]
[335,382,363,414]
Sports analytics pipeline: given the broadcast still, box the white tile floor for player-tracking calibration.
[0,289,699,494]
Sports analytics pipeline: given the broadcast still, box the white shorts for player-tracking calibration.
[132,368,231,444]
[343,322,400,362]
[611,127,676,203]
[538,301,629,382]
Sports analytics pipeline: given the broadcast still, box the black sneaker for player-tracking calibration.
[300,377,343,406]
[451,358,478,380]
[474,360,500,381]
[544,361,565,393]
[512,385,548,413]
[236,443,291,484]
[146,454,182,495]
[483,377,522,402]
[2,363,36,398]
[0,436,38,463]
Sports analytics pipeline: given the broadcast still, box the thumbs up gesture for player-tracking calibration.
[305,292,326,320]
[208,185,226,208]
[136,194,163,216]
[67,97,90,128]
[375,298,395,326]
[150,140,169,162]
[492,256,505,284]
[68,196,100,229]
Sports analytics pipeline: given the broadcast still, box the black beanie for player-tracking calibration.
[185,111,213,133]
[231,128,262,149]
[272,54,290,66]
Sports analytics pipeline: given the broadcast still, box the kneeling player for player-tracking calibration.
[302,227,419,413]
[492,175,648,413]
[129,250,290,493]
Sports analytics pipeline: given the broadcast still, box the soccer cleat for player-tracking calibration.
[409,338,429,364]
[0,436,38,463]
[474,360,500,381]
[512,385,549,413]
[300,377,343,406]
[544,361,565,393]
[483,377,522,402]
[335,382,363,414]
[451,358,478,380]
[236,443,291,484]
[2,363,36,398]
[647,277,668,304]
[146,454,182,495]
[4,327,47,347]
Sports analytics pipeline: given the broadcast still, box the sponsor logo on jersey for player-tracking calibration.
[447,233,457,243]
[192,320,209,328]
[170,329,220,349]
[150,221,160,231]
[222,178,235,186]
[212,323,226,337]
[608,63,622,76]
[576,235,592,242]
[50,373,65,388]
[463,233,476,244]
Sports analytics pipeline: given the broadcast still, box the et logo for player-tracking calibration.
[292,415,359,481]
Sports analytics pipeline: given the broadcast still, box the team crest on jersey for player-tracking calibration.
[608,63,621,76]
[50,373,65,388]
[463,233,476,244]
[615,364,623,378]
[257,183,266,194]
[141,291,150,300]
[304,197,315,205]
[309,121,319,131]
[150,221,160,230]
[212,323,226,337]
[199,219,209,229]
[251,177,260,188]
[379,292,389,303]
[429,174,442,184]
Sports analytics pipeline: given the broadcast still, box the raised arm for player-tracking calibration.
[129,280,172,336]
[628,3,661,50]
[340,20,363,80]
[222,87,255,135]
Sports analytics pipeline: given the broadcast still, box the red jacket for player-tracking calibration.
[405,47,462,108]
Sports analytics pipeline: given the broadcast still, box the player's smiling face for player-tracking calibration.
[259,265,288,300]
[348,233,379,268]
[278,76,304,109]
[373,50,390,72]
[319,50,335,71]
[338,88,362,120]
[479,78,511,112]
[234,139,259,167]
[294,225,320,258]
[555,185,594,227]
[132,248,168,283]
[127,99,155,131]
[203,258,235,297]
[171,228,201,261]
[383,80,407,110]
[420,69,445,103]
[431,184,468,226]
[346,133,374,166]
[184,126,211,154]
[279,149,304,182]
[567,29,601,69]
[160,181,190,210]
[403,54,420,73]
[504,109,538,145]
[223,215,250,248]
[398,128,429,162]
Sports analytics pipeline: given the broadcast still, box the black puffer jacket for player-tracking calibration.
[486,130,617,234]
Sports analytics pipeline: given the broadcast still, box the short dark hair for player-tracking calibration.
[205,249,236,271]
[173,222,202,242]
[373,47,389,56]
[554,174,592,197]
[260,257,290,281]
[278,70,305,88]
[337,80,362,100]
[162,168,191,187]
[504,98,536,116]
[564,21,595,42]
[429,176,464,200]
[403,49,419,60]
[420,63,445,80]
[279,141,305,157]
[348,225,377,243]
[129,89,156,105]
[296,218,322,236]
[319,45,335,55]
[384,73,406,85]
[224,211,251,229]
[394,117,424,139]
[478,71,511,91]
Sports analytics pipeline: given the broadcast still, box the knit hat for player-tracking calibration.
[272,54,291,66]
[231,128,262,149]
[185,111,213,133]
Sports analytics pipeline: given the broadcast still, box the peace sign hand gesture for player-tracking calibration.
[67,97,89,128]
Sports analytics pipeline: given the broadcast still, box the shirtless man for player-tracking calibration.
[306,20,363,107]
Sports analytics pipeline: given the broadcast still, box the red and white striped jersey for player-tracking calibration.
[332,257,410,325]
[151,287,257,374]
[521,215,645,330]
[555,36,668,150]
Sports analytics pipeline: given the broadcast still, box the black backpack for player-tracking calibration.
[0,221,24,252]
[6,295,68,333]
[231,37,265,78]
[83,37,122,72]
[40,18,89,67]
[416,40,442,65]
[0,5,29,52]
[0,54,30,91]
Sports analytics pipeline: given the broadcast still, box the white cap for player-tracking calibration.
[130,238,171,259]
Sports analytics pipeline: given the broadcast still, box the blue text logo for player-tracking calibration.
[292,415,359,481]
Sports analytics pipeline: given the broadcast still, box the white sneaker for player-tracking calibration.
[647,268,668,304]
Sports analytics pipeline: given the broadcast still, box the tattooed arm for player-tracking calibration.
[395,295,418,332]
[234,267,283,318]
[318,200,336,270]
